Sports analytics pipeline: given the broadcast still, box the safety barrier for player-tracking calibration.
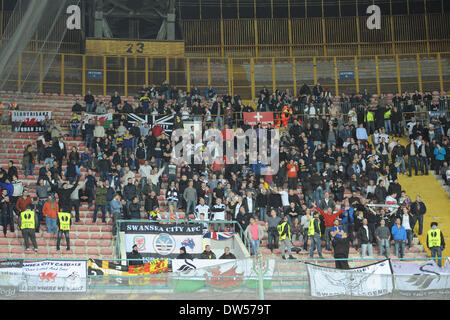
[0,256,448,299]
[2,51,449,100]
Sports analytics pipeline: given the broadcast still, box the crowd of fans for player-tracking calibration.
[0,80,449,261]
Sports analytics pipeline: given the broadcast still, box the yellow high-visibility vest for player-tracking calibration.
[427,228,441,248]
[367,111,374,122]
[308,217,321,236]
[21,210,35,229]
[277,222,291,241]
[58,212,71,231]
[384,109,392,119]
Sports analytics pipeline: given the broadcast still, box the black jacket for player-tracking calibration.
[127,250,143,266]
[357,225,374,244]
[176,252,194,260]
[52,178,79,211]
[406,143,419,157]
[333,237,350,257]
[219,252,237,259]
[199,250,216,259]
[410,201,426,216]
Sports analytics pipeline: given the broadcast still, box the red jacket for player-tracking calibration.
[286,163,299,178]
[314,206,346,228]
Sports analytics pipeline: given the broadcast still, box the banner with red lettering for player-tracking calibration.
[243,112,273,127]
[11,111,51,132]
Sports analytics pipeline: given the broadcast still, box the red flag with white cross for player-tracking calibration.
[243,112,274,127]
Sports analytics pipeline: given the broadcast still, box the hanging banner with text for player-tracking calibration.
[306,259,393,297]
[11,111,52,132]
[20,260,87,293]
[124,222,204,259]
[0,260,23,297]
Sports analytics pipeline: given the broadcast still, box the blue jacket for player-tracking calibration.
[434,147,446,161]
[110,199,123,214]
[340,207,354,224]
[0,182,13,196]
[391,225,407,241]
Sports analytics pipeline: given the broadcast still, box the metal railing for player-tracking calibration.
[1,51,449,100]
[0,256,448,299]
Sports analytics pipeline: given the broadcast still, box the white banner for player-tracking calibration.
[20,260,87,292]
[172,258,275,280]
[11,111,51,122]
[307,260,393,297]
[391,260,450,295]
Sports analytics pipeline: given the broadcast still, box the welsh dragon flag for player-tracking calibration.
[203,232,236,240]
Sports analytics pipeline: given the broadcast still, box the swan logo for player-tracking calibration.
[177,259,196,273]
[153,233,175,255]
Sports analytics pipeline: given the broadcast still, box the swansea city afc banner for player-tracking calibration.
[391,259,450,296]
[20,260,87,293]
[124,222,204,259]
[11,111,51,132]
[306,259,393,297]
[171,258,275,292]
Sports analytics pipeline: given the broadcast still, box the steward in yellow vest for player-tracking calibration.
[366,110,374,122]
[426,222,445,267]
[308,215,321,237]
[278,216,294,260]
[308,211,324,259]
[56,212,72,251]
[18,208,39,252]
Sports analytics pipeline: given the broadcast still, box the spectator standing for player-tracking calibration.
[183,180,197,217]
[84,90,95,112]
[22,145,36,177]
[93,180,108,223]
[375,219,391,259]
[42,196,58,237]
[410,195,426,235]
[391,218,407,258]
[313,204,346,251]
[333,233,350,270]
[129,196,141,219]
[211,198,226,232]
[1,190,15,236]
[266,209,281,253]
[244,217,264,256]
[357,218,374,258]
[400,207,414,249]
